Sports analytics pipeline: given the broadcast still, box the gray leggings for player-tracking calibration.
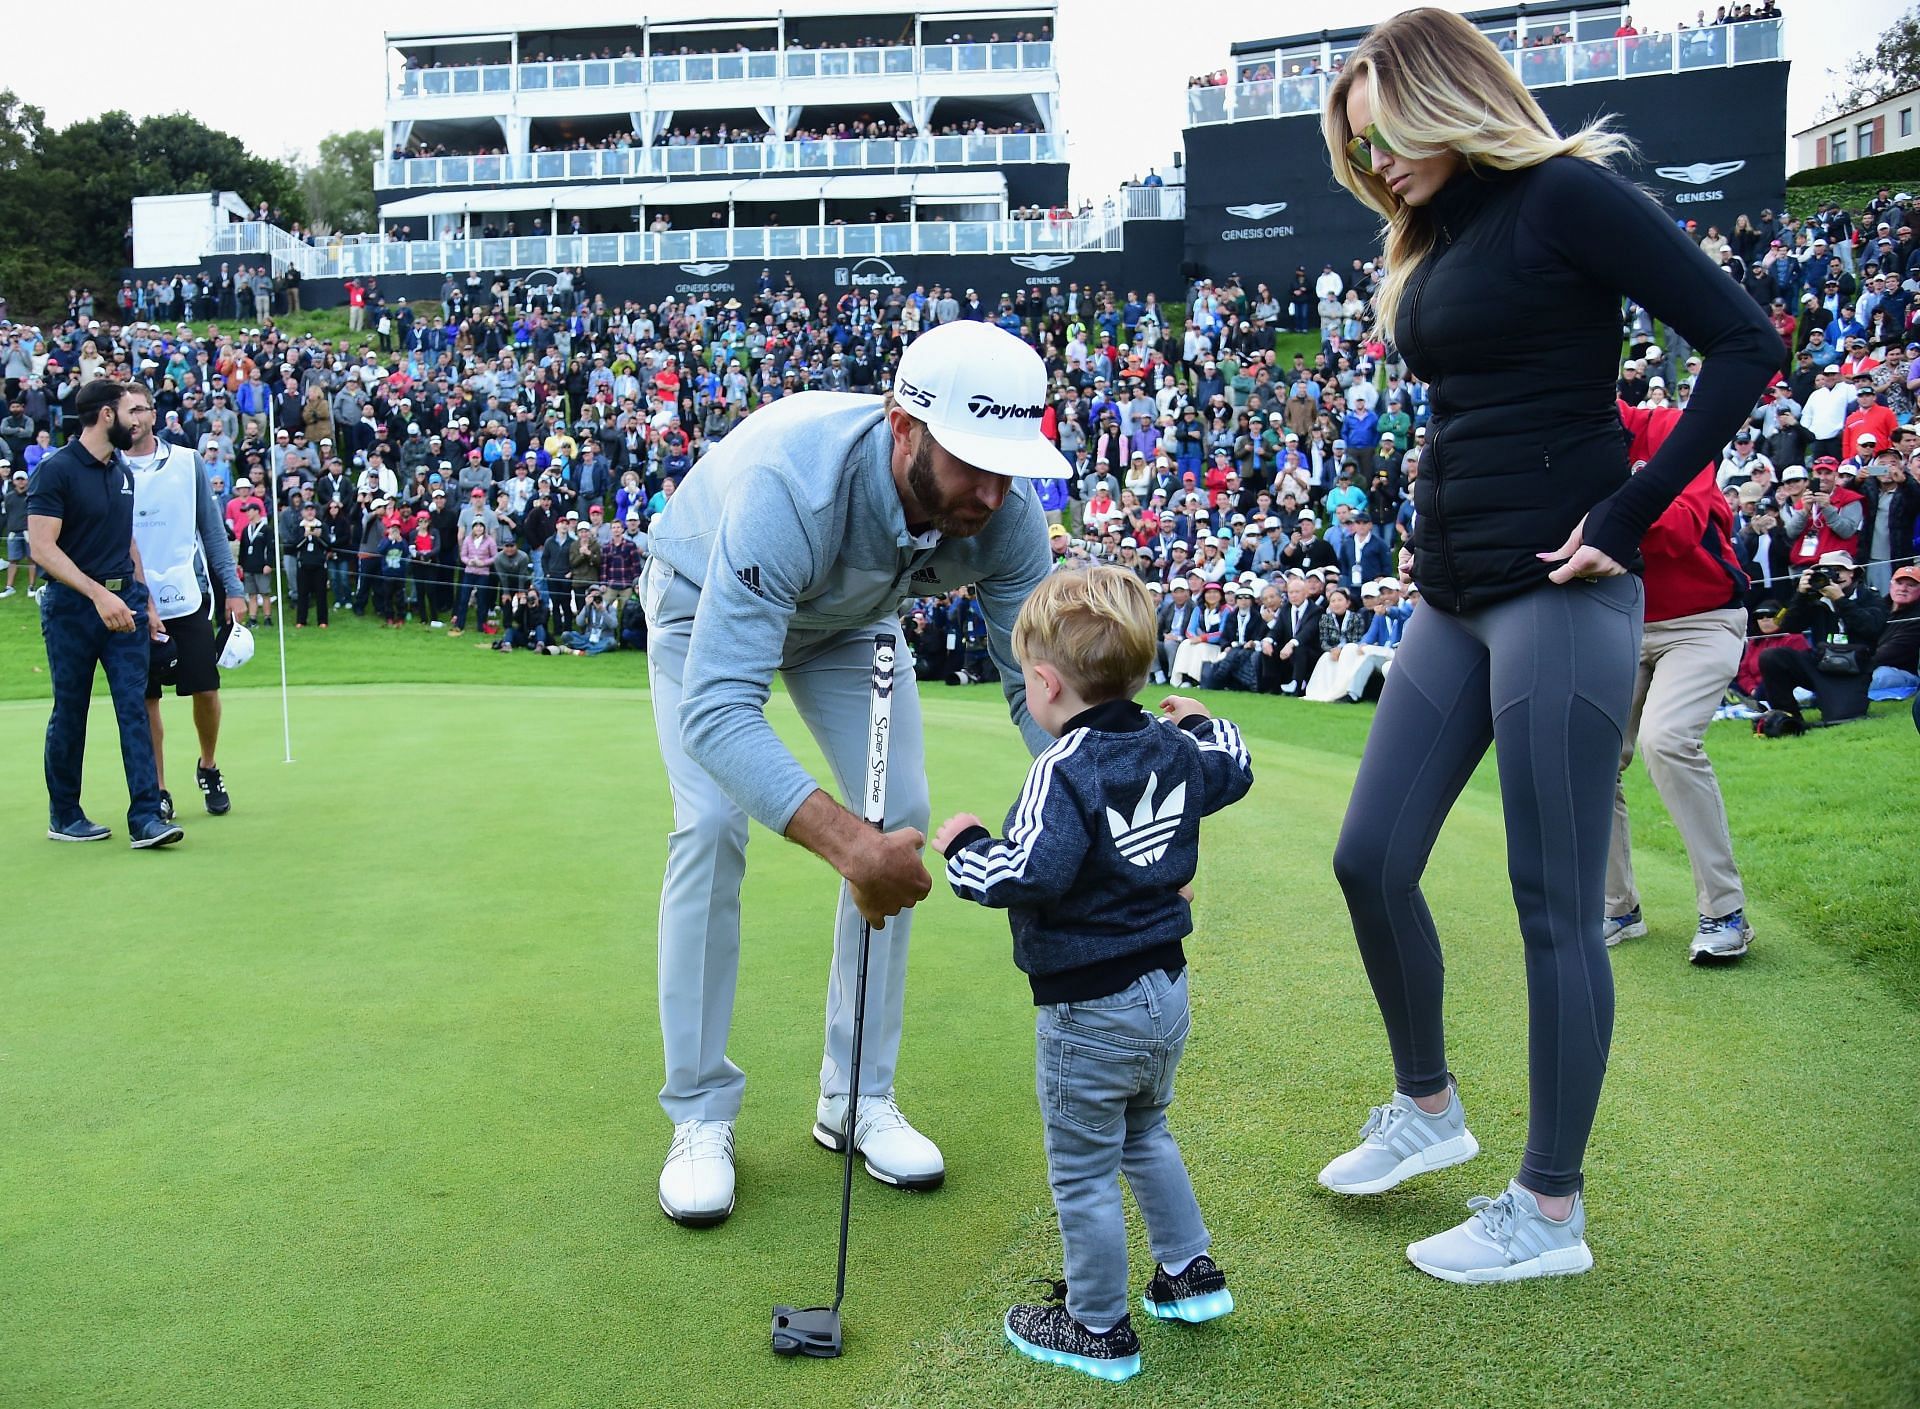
[1332,574,1644,1197]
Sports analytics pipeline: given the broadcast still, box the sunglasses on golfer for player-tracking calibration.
[1346,123,1396,173]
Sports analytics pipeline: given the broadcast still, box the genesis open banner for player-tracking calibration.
[1182,61,1789,295]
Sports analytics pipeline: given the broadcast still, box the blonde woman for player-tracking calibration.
[1316,9,1777,1283]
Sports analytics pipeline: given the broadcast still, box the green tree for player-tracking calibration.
[290,128,381,235]
[1820,5,1920,118]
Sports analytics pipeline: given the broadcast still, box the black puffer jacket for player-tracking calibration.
[1396,157,1779,613]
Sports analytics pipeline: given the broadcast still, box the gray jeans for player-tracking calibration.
[1037,967,1209,1330]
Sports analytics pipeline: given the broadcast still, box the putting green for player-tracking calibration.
[0,683,1914,1408]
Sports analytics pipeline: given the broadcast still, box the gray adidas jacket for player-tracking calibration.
[646,391,1053,835]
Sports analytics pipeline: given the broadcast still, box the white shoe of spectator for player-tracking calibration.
[813,1093,946,1190]
[658,1119,736,1227]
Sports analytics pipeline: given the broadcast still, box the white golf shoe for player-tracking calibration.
[813,1093,946,1190]
[659,1119,736,1228]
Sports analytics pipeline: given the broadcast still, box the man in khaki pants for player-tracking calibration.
[1605,435,1755,965]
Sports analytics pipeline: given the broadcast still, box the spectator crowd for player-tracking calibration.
[3,168,1915,710]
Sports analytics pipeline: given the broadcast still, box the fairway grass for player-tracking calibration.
[1,639,1916,1405]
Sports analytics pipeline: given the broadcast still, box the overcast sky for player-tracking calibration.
[6,0,1898,199]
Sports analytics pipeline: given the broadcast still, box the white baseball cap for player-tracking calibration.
[217,622,255,670]
[891,321,1062,478]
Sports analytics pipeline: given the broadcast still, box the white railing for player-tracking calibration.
[1121,186,1184,221]
[393,41,1054,100]
[375,132,1068,191]
[1188,17,1784,126]
[207,210,1121,279]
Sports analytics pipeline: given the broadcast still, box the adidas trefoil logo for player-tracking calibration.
[735,565,766,599]
[1106,771,1186,868]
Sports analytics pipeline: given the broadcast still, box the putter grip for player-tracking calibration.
[862,633,895,828]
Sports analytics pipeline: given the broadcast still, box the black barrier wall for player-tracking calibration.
[1182,61,1789,295]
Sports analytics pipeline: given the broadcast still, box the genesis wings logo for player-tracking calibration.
[1226,201,1289,220]
[678,262,731,277]
[966,394,1044,421]
[1654,160,1746,185]
[1010,253,1076,272]
[1106,772,1187,868]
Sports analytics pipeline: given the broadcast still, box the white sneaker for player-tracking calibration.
[0,586,14,598]
[1318,1080,1479,1195]
[813,1093,945,1190]
[658,1119,736,1227]
[1406,1181,1593,1284]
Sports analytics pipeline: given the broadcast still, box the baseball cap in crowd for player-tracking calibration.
[1737,482,1765,504]
[890,321,1063,478]
[1892,565,1920,586]
[1047,523,1069,540]
[1781,466,1809,481]
[1812,456,1841,471]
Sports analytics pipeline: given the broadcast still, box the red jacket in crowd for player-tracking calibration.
[1617,400,1747,623]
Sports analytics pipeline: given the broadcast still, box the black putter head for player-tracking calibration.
[771,1304,842,1358]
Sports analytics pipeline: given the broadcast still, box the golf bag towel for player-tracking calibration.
[938,699,1253,1003]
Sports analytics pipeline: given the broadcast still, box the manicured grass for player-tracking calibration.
[0,605,1915,1408]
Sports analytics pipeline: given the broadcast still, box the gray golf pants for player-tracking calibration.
[1038,967,1209,1331]
[1332,573,1643,1198]
[645,564,929,1125]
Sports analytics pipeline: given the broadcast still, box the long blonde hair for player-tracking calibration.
[1323,8,1634,338]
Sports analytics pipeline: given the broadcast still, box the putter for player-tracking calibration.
[772,633,896,1360]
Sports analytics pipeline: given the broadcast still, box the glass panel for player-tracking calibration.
[957,43,986,71]
[666,146,696,174]
[820,50,850,76]
[717,54,743,81]
[652,57,681,84]
[399,70,419,97]
[806,226,831,258]
[842,225,876,255]
[481,238,512,268]
[445,157,471,184]
[516,238,547,267]
[520,64,548,91]
[484,66,511,93]
[694,229,728,258]
[1624,31,1673,73]
[1677,27,1725,68]
[1518,45,1567,85]
[622,233,648,263]
[798,140,829,170]
[660,231,692,261]
[615,59,644,86]
[1234,82,1276,120]
[733,228,765,258]
[881,224,910,254]
[553,235,582,265]
[584,61,610,87]
[989,43,1017,70]
[852,48,879,76]
[453,67,479,94]
[1002,134,1032,162]
[917,222,951,253]
[382,244,407,274]
[1732,19,1782,63]
[932,135,962,164]
[553,63,580,89]
[786,51,816,78]
[923,44,953,73]
[967,134,995,162]
[748,53,777,78]
[424,69,451,96]
[759,227,795,258]
[568,152,595,178]
[1188,86,1228,124]
[1570,37,1618,80]
[1279,75,1321,114]
[1026,41,1051,68]
[687,56,713,82]
[831,142,859,169]
[955,222,989,254]
[885,47,914,74]
[699,145,727,173]
[534,153,564,181]
[604,150,629,178]
[588,234,621,265]
[866,139,894,167]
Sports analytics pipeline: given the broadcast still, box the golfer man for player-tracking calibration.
[643,320,1059,1226]
[125,382,247,820]
[27,379,181,848]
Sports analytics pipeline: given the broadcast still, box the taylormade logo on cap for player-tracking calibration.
[891,322,1063,479]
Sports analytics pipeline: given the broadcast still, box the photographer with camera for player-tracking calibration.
[493,588,548,655]
[561,586,616,655]
[291,505,329,628]
[1757,551,1888,727]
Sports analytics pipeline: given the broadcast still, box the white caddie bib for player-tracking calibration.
[130,440,204,620]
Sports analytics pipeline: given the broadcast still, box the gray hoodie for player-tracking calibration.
[646,391,1052,834]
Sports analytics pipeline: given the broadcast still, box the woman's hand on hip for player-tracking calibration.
[1538,516,1626,585]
